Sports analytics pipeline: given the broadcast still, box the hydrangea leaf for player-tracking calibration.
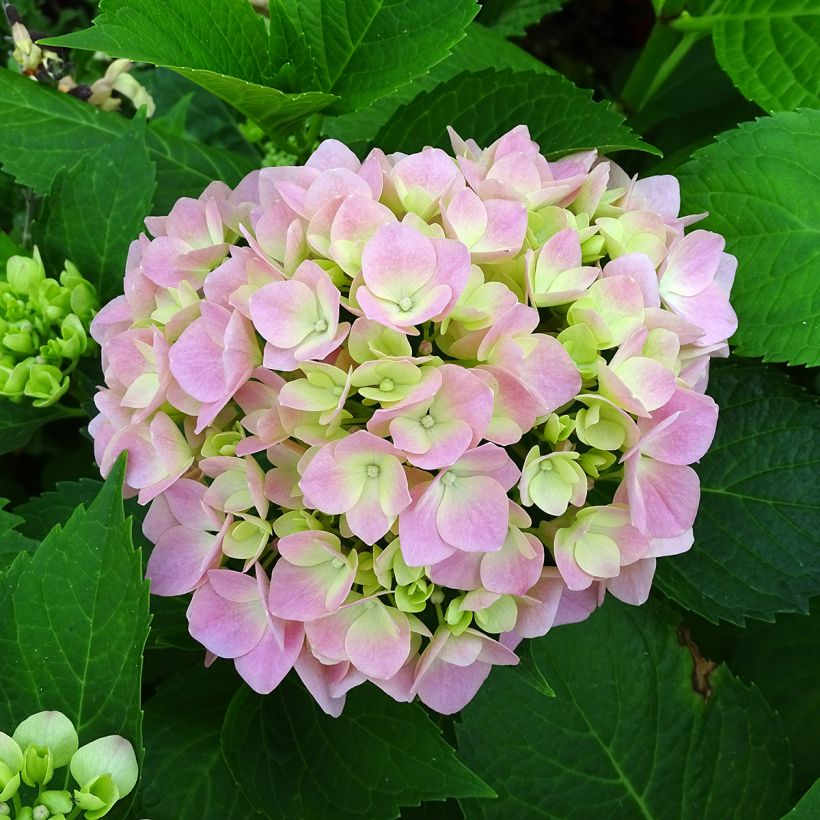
[655,361,820,624]
[221,679,495,819]
[324,22,548,152]
[784,780,820,819]
[0,500,38,568]
[0,401,79,456]
[13,478,102,541]
[732,603,820,799]
[42,0,334,135]
[135,68,257,157]
[477,0,567,37]
[678,110,820,365]
[270,0,479,115]
[707,0,820,112]
[0,457,150,752]
[0,68,255,211]
[37,116,156,304]
[138,665,260,819]
[375,68,659,157]
[456,599,792,819]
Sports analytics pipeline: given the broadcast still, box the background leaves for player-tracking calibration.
[655,361,820,625]
[0,458,149,751]
[222,680,495,819]
[678,109,820,366]
[457,600,792,819]
[36,115,156,303]
[376,68,658,156]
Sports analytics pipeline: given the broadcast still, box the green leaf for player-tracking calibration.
[655,361,820,624]
[0,500,38,566]
[375,68,658,157]
[36,116,156,303]
[135,68,257,157]
[13,478,102,541]
[221,679,495,819]
[0,231,25,270]
[0,68,255,212]
[270,0,478,115]
[477,0,566,37]
[678,110,820,365]
[138,665,259,819]
[0,401,79,456]
[707,0,820,112]
[456,599,792,819]
[783,779,820,818]
[324,22,548,152]
[43,0,335,135]
[732,603,820,799]
[0,457,150,750]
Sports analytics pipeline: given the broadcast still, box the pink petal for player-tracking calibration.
[436,475,510,553]
[146,525,223,596]
[234,619,304,694]
[344,603,411,680]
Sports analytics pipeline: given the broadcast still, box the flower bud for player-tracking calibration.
[70,736,138,820]
[395,580,433,613]
[0,802,10,816]
[0,733,23,802]
[13,712,78,787]
[519,447,587,517]
[32,805,49,820]
[444,597,472,635]
[6,251,45,295]
[24,364,70,408]
[16,807,33,820]
[37,790,73,815]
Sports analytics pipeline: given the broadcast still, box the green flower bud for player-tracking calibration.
[557,324,601,381]
[0,360,31,399]
[32,805,50,820]
[12,712,79,788]
[59,314,90,359]
[578,449,617,479]
[74,772,118,820]
[0,802,10,816]
[222,516,271,564]
[473,595,518,634]
[0,733,23,802]
[16,807,33,820]
[201,428,243,458]
[2,323,39,356]
[37,790,73,815]
[395,580,433,614]
[542,413,575,445]
[272,510,323,538]
[444,597,472,636]
[6,250,46,295]
[70,736,138,820]
[24,364,70,408]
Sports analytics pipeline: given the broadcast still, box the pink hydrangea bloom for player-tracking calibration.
[91,126,734,715]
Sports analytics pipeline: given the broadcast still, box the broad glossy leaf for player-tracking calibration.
[270,0,478,114]
[324,22,548,151]
[678,110,820,365]
[457,599,792,819]
[477,0,566,36]
[709,0,820,112]
[0,457,150,749]
[732,603,820,798]
[138,665,259,819]
[0,68,255,211]
[784,780,820,819]
[222,679,495,819]
[376,68,658,157]
[655,361,820,624]
[37,116,156,303]
[0,501,37,567]
[44,0,334,134]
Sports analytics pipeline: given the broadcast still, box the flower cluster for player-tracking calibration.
[91,126,736,715]
[1,250,98,407]
[0,710,137,820]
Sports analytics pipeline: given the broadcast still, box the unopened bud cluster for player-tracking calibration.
[0,711,137,820]
[0,250,98,407]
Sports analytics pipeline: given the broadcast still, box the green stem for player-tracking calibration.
[668,11,719,33]
[12,794,22,815]
[66,805,82,820]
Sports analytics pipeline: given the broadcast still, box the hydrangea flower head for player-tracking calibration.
[91,127,734,715]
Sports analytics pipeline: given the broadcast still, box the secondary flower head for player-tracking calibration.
[91,126,735,715]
